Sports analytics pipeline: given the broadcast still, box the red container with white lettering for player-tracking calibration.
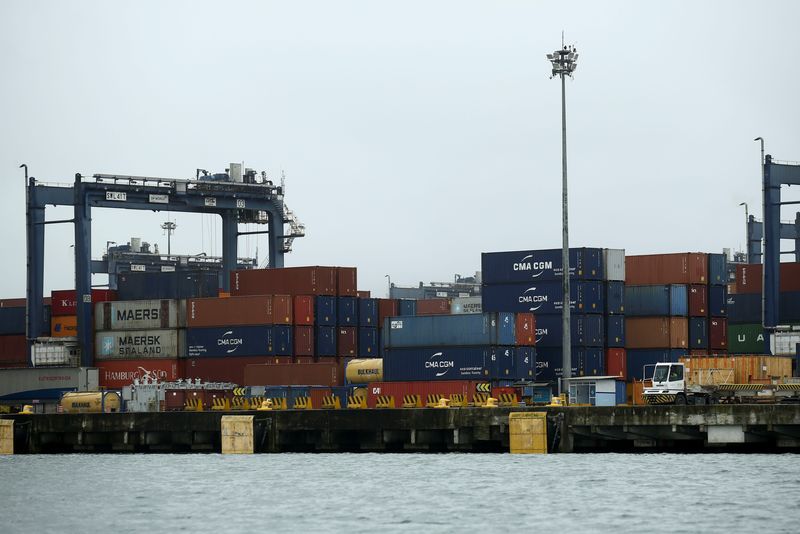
[52,289,116,316]
[96,359,182,389]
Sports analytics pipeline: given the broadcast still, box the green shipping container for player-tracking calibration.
[728,323,767,354]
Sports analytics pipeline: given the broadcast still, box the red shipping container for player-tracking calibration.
[626,317,689,348]
[689,349,709,356]
[0,298,27,308]
[688,285,707,317]
[377,299,399,327]
[293,356,315,364]
[231,266,338,297]
[357,290,371,299]
[272,295,293,324]
[415,299,451,316]
[709,318,728,350]
[183,356,278,385]
[51,289,116,316]
[293,295,314,325]
[96,359,182,389]
[336,267,358,296]
[244,361,342,387]
[625,253,708,285]
[515,313,536,346]
[337,327,357,357]
[736,263,800,294]
[0,334,27,365]
[605,348,626,380]
[164,389,186,411]
[294,325,314,356]
[187,295,273,327]
[365,380,486,408]
[308,386,333,408]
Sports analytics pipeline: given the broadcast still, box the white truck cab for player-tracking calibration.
[643,362,689,405]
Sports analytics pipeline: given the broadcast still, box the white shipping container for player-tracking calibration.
[95,299,186,331]
[32,340,80,367]
[771,332,800,356]
[603,249,625,282]
[450,296,483,314]
[95,329,186,360]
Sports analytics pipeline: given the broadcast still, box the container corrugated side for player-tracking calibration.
[293,295,314,325]
[95,299,186,331]
[625,253,708,285]
[337,327,357,357]
[689,317,708,349]
[735,263,800,294]
[398,299,417,316]
[533,314,604,347]
[415,299,451,316]
[231,266,338,296]
[184,356,282,385]
[481,280,604,314]
[709,285,727,317]
[95,329,185,359]
[358,327,379,357]
[117,271,218,300]
[186,325,274,357]
[294,325,314,356]
[383,313,516,348]
[625,285,688,316]
[605,315,625,348]
[605,281,625,315]
[337,297,358,326]
[708,253,728,286]
[625,317,688,348]
[709,318,727,350]
[605,348,627,380]
[382,346,516,381]
[602,249,625,281]
[481,247,604,284]
[186,295,272,328]
[315,326,337,356]
[314,296,337,326]
[534,347,604,382]
[377,299,399,325]
[0,335,28,366]
[358,298,378,327]
[243,361,343,387]
[688,285,708,317]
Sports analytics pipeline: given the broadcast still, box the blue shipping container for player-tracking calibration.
[273,325,293,356]
[358,298,378,327]
[337,297,358,326]
[605,281,625,315]
[708,253,728,286]
[314,296,337,326]
[382,313,517,349]
[358,327,379,357]
[383,346,515,381]
[0,305,51,336]
[535,347,604,382]
[689,317,708,349]
[481,248,604,284]
[780,292,800,323]
[186,325,274,357]
[625,285,688,316]
[315,326,337,356]
[117,271,218,300]
[534,314,604,347]
[398,299,417,316]
[727,293,760,324]
[605,315,625,348]
[626,349,684,381]
[481,280,604,315]
[516,347,536,380]
[709,285,727,317]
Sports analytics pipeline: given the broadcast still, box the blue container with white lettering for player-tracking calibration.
[398,299,417,316]
[273,325,293,356]
[186,325,274,357]
[382,312,517,348]
[358,298,378,327]
[689,317,708,349]
[337,297,358,326]
[625,285,688,316]
[481,280,604,314]
[315,326,337,356]
[535,347,604,382]
[709,285,727,317]
[481,248,604,284]
[626,349,684,381]
[605,315,625,348]
[533,314,604,347]
[314,296,337,326]
[358,327,379,357]
[383,346,515,381]
[605,281,625,315]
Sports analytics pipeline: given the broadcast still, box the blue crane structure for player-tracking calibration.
[746,213,800,264]
[25,165,304,366]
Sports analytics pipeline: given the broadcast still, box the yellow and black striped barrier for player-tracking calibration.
[449,394,467,407]
[230,397,250,410]
[473,392,489,406]
[249,397,265,410]
[270,397,288,410]
[293,396,313,410]
[184,398,203,411]
[402,394,422,408]
[644,394,677,405]
[347,395,367,409]
[498,393,519,407]
[375,395,395,409]
[426,394,443,408]
[211,397,230,411]
[717,384,764,391]
[777,384,800,391]
[321,396,341,409]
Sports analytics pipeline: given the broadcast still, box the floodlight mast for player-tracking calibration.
[547,44,578,398]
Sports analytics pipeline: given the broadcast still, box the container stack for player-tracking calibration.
[481,247,624,386]
[0,299,52,369]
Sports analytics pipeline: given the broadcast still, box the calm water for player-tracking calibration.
[1,454,799,533]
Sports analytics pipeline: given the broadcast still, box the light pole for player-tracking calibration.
[548,42,578,398]
[161,220,177,255]
[385,274,391,298]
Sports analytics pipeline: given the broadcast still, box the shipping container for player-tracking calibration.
[337,297,358,326]
[184,356,281,385]
[95,329,185,360]
[293,356,315,364]
[186,325,274,358]
[605,281,625,315]
[243,361,343,387]
[345,358,383,383]
[688,285,707,317]
[186,295,273,328]
[271,295,292,325]
[337,327,358,357]
[31,340,79,367]
[383,313,518,348]
[625,317,689,349]
[95,300,186,331]
[534,314,604,347]
[51,289,116,316]
[398,299,417,316]
[357,290,371,299]
[481,280,604,314]
[771,332,800,356]
[377,299,399,325]
[709,318,727,350]
[708,253,728,286]
[293,295,314,325]
[516,346,536,380]
[625,253,708,285]
[679,355,792,383]
[0,367,97,402]
[273,325,293,356]
[0,305,51,336]
[727,293,761,324]
[515,313,536,346]
[51,315,77,337]
[358,327,379,357]
[450,296,482,315]
[96,359,182,389]
[781,292,800,323]
[358,298,378,327]
[625,285,688,316]
[415,299,451,316]
[294,325,314,356]
[535,347,604,382]
[365,380,487,408]
[481,247,604,284]
[117,271,218,300]
[315,326,337,356]
[708,285,727,317]
[0,335,27,366]
[336,267,358,296]
[314,296,337,326]
[231,266,338,296]
[605,348,627,380]
[626,349,685,381]
[603,249,625,282]
[727,323,767,354]
[689,317,709,349]
[383,346,517,381]
[605,315,625,348]
[736,263,800,294]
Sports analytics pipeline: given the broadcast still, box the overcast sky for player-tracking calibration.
[2,1,799,299]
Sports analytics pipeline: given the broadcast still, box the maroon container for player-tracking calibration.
[272,295,292,324]
[294,325,314,356]
[377,299,399,327]
[688,285,707,317]
[0,335,27,365]
[231,267,338,297]
[51,289,116,316]
[187,295,273,327]
[293,295,314,325]
[183,356,278,385]
[243,362,342,387]
[365,380,485,408]
[709,318,728,350]
[357,290,371,299]
[689,349,709,356]
[336,267,358,297]
[625,253,708,285]
[605,348,626,380]
[515,313,536,346]
[736,263,800,294]
[337,327,357,357]
[164,389,186,411]
[415,299,451,316]
[294,356,315,364]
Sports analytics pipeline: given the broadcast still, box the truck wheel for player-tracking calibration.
[674,393,687,405]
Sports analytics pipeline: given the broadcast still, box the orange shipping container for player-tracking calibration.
[625,253,708,285]
[415,299,451,316]
[187,295,273,327]
[336,267,358,297]
[625,317,688,349]
[515,313,536,346]
[51,315,77,337]
[272,295,293,325]
[680,355,792,384]
[293,295,314,325]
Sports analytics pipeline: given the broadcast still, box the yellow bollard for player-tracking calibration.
[0,420,13,455]
[221,415,255,454]
[509,412,547,454]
